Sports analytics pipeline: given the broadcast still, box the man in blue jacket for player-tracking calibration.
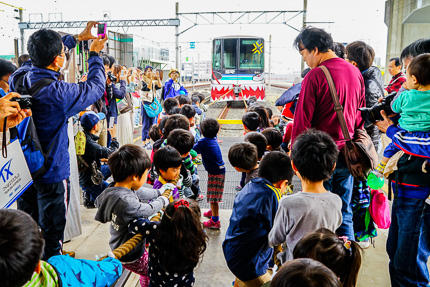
[9,22,108,259]
[162,69,188,100]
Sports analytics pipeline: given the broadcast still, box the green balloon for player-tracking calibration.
[367,172,384,190]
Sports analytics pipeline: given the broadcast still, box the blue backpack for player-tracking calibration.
[8,74,57,179]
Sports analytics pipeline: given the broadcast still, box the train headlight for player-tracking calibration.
[252,73,264,82]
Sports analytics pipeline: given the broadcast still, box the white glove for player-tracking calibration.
[159,183,176,194]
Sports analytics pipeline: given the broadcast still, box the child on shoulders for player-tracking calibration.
[376,54,430,175]
[269,129,342,264]
[223,152,294,287]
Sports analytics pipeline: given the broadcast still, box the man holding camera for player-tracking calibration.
[8,22,108,260]
[291,27,366,241]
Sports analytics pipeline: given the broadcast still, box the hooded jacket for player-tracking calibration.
[95,186,169,262]
[223,177,281,281]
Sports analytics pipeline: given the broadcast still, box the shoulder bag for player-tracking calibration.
[320,65,378,180]
[143,82,162,118]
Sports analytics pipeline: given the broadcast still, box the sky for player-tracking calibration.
[0,0,388,74]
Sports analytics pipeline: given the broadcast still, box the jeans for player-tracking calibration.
[387,191,430,287]
[323,155,355,240]
[141,104,156,141]
[17,179,70,260]
[81,165,111,202]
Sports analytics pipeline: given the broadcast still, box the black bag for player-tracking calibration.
[77,155,104,185]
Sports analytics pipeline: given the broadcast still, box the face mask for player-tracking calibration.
[60,57,67,72]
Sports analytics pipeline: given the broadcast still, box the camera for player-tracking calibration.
[11,95,32,109]
[359,92,397,124]
[107,71,117,82]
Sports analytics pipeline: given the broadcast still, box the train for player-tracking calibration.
[211,36,265,102]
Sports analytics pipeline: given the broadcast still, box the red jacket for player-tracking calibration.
[291,58,365,150]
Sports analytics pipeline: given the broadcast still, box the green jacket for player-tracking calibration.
[392,89,430,132]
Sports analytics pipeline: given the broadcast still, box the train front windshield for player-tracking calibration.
[239,39,264,70]
[213,38,264,73]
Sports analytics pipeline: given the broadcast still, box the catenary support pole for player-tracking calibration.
[300,0,307,72]
[175,2,180,69]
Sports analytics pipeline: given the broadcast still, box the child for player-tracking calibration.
[242,111,260,134]
[181,104,201,143]
[228,142,259,186]
[163,97,179,116]
[223,151,294,286]
[262,127,283,151]
[268,130,342,264]
[148,124,162,143]
[193,118,226,229]
[270,258,341,287]
[166,129,201,199]
[95,144,175,279]
[0,209,121,287]
[376,53,430,174]
[153,146,182,200]
[178,95,192,107]
[293,228,362,287]
[152,114,190,157]
[244,131,268,160]
[128,199,207,287]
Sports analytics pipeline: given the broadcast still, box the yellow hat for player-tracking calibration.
[168,69,180,77]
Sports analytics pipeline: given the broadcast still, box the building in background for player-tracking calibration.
[385,0,430,82]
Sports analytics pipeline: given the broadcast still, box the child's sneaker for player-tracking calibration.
[197,194,204,201]
[203,210,212,218]
[203,219,220,229]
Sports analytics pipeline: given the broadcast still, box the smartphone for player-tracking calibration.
[97,23,107,38]
[109,117,115,129]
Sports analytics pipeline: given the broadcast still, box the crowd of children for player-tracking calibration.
[1,88,366,287]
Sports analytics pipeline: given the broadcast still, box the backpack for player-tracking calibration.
[369,189,391,229]
[9,74,57,179]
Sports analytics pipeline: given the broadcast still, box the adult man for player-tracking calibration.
[9,22,107,259]
[291,27,365,240]
[162,69,188,100]
[376,38,430,287]
[79,111,119,208]
[385,57,406,94]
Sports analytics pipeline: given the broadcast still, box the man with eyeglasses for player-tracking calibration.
[8,22,108,260]
[291,27,365,242]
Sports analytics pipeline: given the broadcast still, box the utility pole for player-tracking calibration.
[268,34,272,94]
[19,9,24,54]
[0,2,25,54]
[175,2,180,69]
[301,0,307,72]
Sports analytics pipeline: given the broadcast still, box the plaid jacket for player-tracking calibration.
[385,72,406,94]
